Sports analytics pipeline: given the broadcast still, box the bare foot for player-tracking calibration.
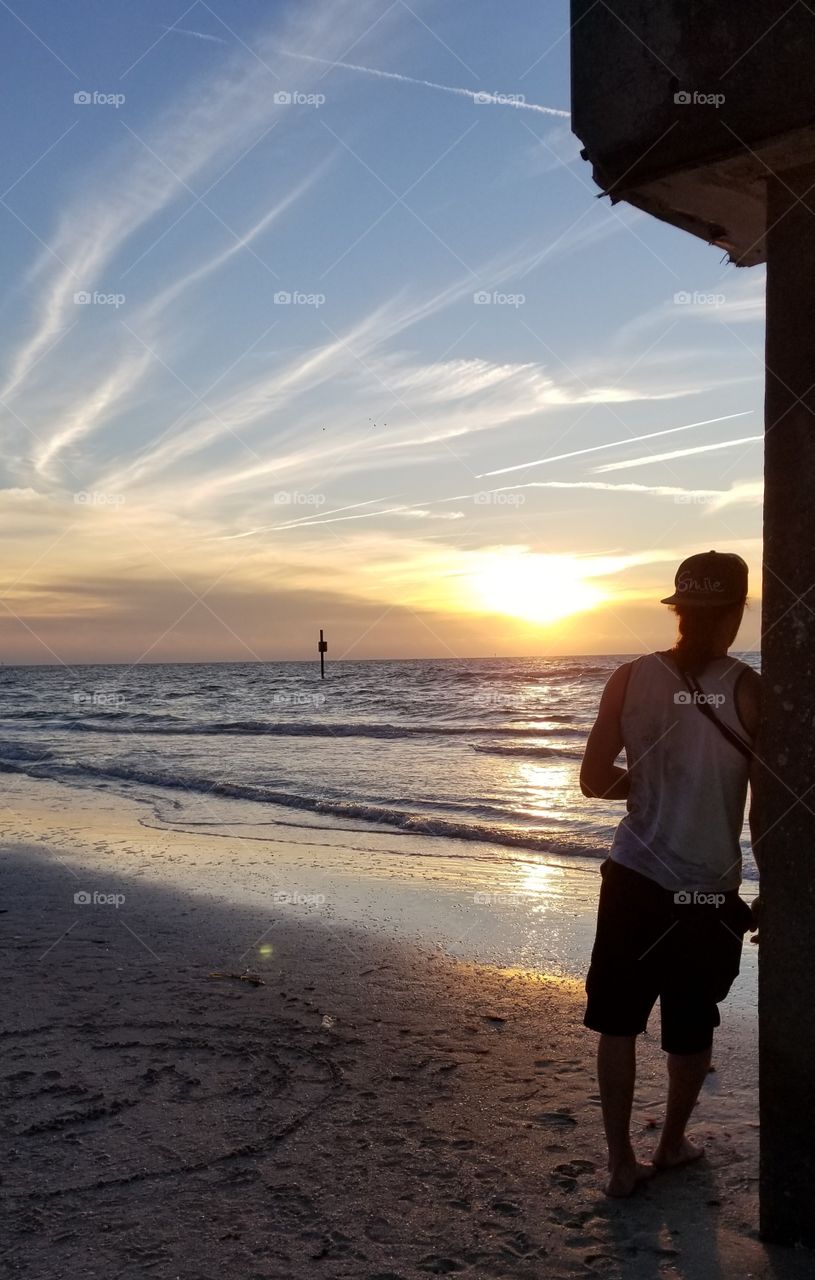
[652,1136,705,1170]
[604,1159,655,1198]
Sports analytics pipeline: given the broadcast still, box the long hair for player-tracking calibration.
[669,602,745,675]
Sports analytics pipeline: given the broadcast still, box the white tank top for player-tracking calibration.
[610,652,753,892]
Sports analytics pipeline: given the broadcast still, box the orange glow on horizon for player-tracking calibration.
[469,550,606,625]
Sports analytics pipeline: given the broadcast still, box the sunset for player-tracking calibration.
[0,0,765,664]
[3,2,813,1276]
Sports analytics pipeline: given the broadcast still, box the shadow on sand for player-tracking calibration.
[1,842,809,1280]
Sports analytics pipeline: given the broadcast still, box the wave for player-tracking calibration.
[0,716,586,741]
[0,741,56,763]
[441,664,613,682]
[0,751,605,860]
[471,743,584,762]
[0,708,185,724]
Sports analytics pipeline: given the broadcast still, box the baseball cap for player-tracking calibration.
[660,550,748,607]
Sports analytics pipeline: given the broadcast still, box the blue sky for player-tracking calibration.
[0,0,765,662]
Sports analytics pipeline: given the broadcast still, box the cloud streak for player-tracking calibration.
[35,348,153,476]
[28,164,330,482]
[478,412,754,477]
[142,163,330,319]
[275,49,570,117]
[593,435,762,472]
[160,25,228,45]
[0,0,371,411]
[485,478,764,509]
[111,248,548,497]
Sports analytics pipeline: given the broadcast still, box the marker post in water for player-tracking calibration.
[318,629,327,679]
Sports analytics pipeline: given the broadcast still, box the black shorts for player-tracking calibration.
[584,858,753,1054]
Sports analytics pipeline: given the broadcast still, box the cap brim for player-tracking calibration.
[661,593,743,607]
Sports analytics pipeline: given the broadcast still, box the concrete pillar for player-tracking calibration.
[759,164,815,1246]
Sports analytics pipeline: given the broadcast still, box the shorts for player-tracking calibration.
[584,858,754,1054]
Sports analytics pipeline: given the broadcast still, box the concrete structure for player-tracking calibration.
[571,2,815,1247]
[571,0,815,265]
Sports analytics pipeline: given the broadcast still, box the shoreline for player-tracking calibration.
[0,771,759,1002]
[1,774,787,1279]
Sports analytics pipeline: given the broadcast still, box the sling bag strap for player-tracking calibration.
[681,670,754,763]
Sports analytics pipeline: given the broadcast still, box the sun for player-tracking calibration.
[471,549,605,624]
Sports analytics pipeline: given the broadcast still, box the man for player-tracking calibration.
[580,551,761,1197]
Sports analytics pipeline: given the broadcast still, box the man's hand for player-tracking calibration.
[749,894,761,944]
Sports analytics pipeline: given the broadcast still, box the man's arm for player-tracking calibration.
[736,665,763,938]
[579,663,631,801]
[736,667,763,873]
[748,759,764,875]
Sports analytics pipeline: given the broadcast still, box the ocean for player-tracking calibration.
[0,655,760,885]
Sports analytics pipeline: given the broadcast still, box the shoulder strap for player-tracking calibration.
[681,670,754,762]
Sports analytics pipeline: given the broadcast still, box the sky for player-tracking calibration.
[0,0,766,664]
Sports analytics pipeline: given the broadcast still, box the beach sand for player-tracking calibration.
[1,775,805,1279]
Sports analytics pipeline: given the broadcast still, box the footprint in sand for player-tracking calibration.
[365,1217,400,1244]
[499,1230,541,1259]
[550,1207,595,1227]
[490,1197,522,1215]
[553,1160,596,1178]
[532,1110,578,1128]
[583,1253,620,1269]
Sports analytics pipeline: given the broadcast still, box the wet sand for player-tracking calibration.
[0,775,799,1280]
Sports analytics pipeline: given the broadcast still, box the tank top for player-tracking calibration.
[610,652,753,892]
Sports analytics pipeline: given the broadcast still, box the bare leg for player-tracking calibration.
[652,1046,710,1168]
[597,1034,653,1196]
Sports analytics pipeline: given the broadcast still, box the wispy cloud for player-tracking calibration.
[707,479,763,510]
[257,475,764,537]
[0,0,766,660]
[593,435,762,472]
[174,339,725,512]
[479,412,753,477]
[681,272,766,324]
[520,122,583,175]
[275,48,570,117]
[27,166,330,482]
[0,0,373,411]
[105,296,399,494]
[160,24,228,45]
[112,248,547,497]
[612,270,767,350]
[483,478,764,508]
[35,348,153,476]
[265,502,468,532]
[143,163,330,318]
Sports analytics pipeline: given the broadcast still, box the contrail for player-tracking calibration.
[478,411,753,477]
[594,435,762,472]
[160,25,228,44]
[275,49,569,117]
[216,496,393,539]
[502,479,725,497]
[518,478,762,508]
